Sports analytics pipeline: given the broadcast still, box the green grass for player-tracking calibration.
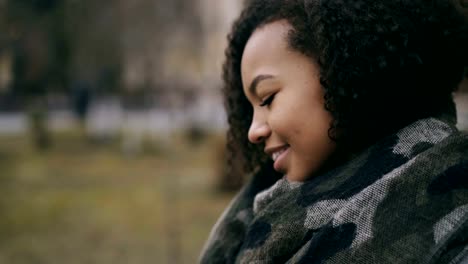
[0,130,235,264]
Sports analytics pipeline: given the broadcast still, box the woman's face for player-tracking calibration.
[241,20,336,182]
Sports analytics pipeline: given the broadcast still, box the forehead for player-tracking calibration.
[241,20,292,84]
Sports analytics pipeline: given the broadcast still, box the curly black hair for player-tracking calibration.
[223,0,468,180]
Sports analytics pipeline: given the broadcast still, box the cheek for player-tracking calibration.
[293,109,334,154]
[293,128,302,137]
[269,106,302,139]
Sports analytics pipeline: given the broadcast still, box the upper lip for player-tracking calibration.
[264,144,289,158]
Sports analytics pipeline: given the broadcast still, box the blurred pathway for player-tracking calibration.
[0,94,467,135]
[0,97,227,135]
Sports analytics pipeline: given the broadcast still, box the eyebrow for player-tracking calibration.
[249,74,274,97]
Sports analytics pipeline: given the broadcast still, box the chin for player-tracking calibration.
[285,172,308,182]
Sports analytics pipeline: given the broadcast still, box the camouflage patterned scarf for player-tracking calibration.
[200,118,468,264]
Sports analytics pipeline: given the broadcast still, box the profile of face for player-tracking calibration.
[241,20,336,182]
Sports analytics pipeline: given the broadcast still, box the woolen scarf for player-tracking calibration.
[200,117,468,263]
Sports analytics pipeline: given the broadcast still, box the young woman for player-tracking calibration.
[201,0,468,263]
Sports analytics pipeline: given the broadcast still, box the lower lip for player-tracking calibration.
[273,147,290,172]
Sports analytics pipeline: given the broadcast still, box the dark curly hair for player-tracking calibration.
[223,0,468,180]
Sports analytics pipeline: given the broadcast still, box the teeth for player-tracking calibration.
[272,148,286,161]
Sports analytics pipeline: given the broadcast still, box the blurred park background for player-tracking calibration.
[0,0,467,263]
[0,0,245,263]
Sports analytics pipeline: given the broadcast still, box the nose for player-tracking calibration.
[248,119,271,144]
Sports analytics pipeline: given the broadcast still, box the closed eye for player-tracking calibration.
[260,93,276,107]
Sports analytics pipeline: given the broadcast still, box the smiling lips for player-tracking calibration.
[265,145,290,172]
[272,148,288,161]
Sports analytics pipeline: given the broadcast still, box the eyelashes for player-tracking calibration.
[260,93,276,107]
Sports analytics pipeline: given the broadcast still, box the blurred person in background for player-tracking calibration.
[200,0,468,263]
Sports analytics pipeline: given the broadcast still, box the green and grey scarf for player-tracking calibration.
[200,118,468,263]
